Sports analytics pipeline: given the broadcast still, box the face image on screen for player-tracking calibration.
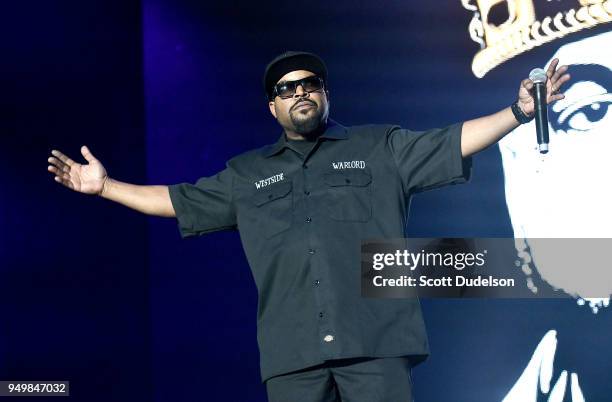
[458,4,611,400]
[498,30,612,314]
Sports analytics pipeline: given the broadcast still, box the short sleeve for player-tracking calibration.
[168,167,237,238]
[387,122,472,194]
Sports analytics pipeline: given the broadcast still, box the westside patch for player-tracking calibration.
[254,173,284,189]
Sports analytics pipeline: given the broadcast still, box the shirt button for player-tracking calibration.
[308,249,316,255]
[306,217,312,223]
[314,279,320,286]
[304,190,311,196]
[319,312,324,318]
[324,335,334,342]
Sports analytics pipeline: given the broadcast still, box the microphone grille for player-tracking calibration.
[529,68,547,84]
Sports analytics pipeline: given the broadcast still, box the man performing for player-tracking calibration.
[46,51,569,402]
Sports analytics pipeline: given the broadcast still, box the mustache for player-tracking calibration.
[291,99,316,112]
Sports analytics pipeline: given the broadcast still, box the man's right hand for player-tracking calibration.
[48,145,175,217]
[47,146,108,195]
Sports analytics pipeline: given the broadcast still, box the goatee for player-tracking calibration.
[290,106,323,137]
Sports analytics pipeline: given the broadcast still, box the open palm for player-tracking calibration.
[47,146,107,195]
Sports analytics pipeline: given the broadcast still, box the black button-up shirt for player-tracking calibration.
[168,119,472,382]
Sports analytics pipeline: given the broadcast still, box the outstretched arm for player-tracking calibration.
[460,58,570,158]
[48,146,175,217]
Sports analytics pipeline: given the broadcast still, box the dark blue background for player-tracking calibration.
[1,2,151,401]
[2,1,610,401]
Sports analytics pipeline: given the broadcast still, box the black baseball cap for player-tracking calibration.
[263,51,328,100]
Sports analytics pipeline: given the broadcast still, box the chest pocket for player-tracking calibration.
[323,169,372,222]
[250,181,293,238]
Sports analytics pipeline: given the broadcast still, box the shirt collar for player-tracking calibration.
[262,119,348,158]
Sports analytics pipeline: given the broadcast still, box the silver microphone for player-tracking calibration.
[529,68,550,154]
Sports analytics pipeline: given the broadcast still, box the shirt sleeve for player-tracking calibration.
[386,122,472,195]
[168,166,237,238]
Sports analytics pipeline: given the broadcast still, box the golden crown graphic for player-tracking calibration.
[462,0,612,77]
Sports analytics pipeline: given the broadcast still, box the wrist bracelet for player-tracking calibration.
[511,101,534,124]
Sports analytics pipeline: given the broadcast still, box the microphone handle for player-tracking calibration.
[534,82,549,154]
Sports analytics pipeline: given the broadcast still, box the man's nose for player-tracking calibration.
[293,84,309,98]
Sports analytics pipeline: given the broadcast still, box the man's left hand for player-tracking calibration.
[517,58,571,117]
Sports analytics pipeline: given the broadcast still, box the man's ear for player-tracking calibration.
[268,101,277,118]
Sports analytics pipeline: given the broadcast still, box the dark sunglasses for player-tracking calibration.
[272,76,325,100]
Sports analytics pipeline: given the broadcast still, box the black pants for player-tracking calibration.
[265,357,414,402]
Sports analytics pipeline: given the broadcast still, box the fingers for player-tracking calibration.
[48,156,70,173]
[550,64,568,84]
[538,330,557,394]
[546,58,560,78]
[47,164,66,177]
[521,78,534,91]
[53,175,75,190]
[547,60,569,94]
[549,93,565,103]
[80,145,97,163]
[48,165,74,189]
[547,370,568,402]
[551,73,571,92]
[48,149,75,189]
[547,71,570,103]
[47,164,71,183]
[51,149,75,167]
[570,373,585,402]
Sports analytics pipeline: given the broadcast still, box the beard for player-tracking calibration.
[289,101,325,136]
